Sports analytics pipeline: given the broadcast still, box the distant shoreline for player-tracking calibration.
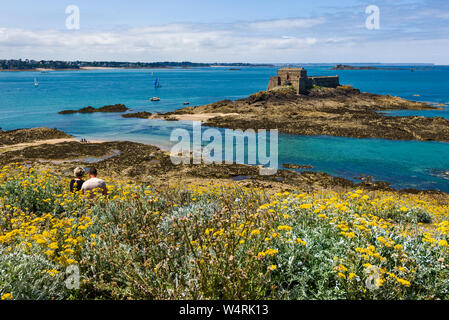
[0,66,183,72]
[0,66,272,72]
[0,60,274,72]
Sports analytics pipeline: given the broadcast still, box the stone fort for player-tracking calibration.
[267,68,340,94]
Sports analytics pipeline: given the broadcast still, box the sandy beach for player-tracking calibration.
[151,112,240,121]
[0,137,106,153]
[79,67,120,70]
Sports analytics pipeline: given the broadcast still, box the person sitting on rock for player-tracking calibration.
[81,167,108,197]
[70,167,85,193]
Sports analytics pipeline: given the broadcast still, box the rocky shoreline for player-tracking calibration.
[0,127,72,146]
[0,128,446,196]
[155,86,449,141]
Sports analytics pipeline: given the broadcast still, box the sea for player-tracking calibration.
[0,65,448,192]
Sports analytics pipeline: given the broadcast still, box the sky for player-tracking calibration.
[0,0,448,64]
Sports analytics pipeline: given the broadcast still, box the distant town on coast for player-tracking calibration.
[0,59,274,71]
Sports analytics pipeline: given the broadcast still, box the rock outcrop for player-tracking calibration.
[59,104,128,114]
[122,111,153,119]
[0,128,72,146]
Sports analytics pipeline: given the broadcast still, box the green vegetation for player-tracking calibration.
[1,165,449,300]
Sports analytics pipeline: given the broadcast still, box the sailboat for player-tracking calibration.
[154,77,162,88]
[34,77,39,87]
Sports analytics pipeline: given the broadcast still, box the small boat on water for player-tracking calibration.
[150,97,161,101]
[154,77,162,88]
[183,102,190,105]
[34,77,39,87]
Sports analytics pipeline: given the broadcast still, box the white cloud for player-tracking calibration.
[0,23,322,61]
[401,8,449,21]
[0,15,447,64]
[0,28,8,41]
[245,17,326,30]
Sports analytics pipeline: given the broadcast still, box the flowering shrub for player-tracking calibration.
[0,164,448,299]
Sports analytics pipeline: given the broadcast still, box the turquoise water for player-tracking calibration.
[380,108,449,119]
[0,66,448,191]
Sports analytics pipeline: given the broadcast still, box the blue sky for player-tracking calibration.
[0,0,448,63]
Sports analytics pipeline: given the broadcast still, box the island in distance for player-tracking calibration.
[331,64,388,70]
[330,64,427,71]
[58,104,129,114]
[121,111,153,119]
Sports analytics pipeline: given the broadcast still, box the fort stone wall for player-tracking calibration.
[308,76,340,88]
[267,68,340,94]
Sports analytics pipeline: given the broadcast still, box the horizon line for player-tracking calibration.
[0,59,443,66]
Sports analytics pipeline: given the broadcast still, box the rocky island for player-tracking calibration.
[59,104,128,114]
[331,64,383,70]
[122,111,153,119]
[154,68,449,142]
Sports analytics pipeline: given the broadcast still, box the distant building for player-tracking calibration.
[267,68,340,94]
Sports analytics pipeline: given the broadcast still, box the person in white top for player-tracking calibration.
[81,167,108,197]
